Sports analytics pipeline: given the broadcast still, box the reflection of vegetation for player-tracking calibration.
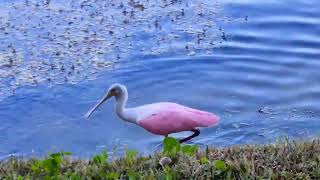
[1,138,319,179]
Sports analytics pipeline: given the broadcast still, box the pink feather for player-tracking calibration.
[138,103,219,135]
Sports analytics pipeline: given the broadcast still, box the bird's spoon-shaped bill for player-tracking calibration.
[85,93,113,119]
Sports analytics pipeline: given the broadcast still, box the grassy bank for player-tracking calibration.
[1,138,320,179]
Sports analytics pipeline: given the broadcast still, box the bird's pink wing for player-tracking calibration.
[138,103,219,135]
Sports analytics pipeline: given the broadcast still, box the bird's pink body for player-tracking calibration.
[85,84,220,142]
[136,102,219,136]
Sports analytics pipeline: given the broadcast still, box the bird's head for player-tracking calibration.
[85,83,127,119]
[107,83,127,100]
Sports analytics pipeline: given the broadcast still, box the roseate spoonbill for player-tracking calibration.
[85,83,219,143]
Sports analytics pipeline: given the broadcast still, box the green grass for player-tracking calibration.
[1,138,320,179]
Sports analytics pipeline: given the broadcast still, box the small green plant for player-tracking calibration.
[181,144,198,156]
[31,151,71,177]
[106,172,120,180]
[164,165,172,180]
[163,137,181,156]
[69,173,81,180]
[213,160,227,171]
[163,137,198,156]
[92,150,108,166]
[200,157,210,165]
[16,175,24,180]
[125,149,138,166]
[127,170,140,180]
[313,163,320,178]
[212,160,228,178]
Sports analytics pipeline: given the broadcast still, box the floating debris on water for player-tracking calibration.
[257,106,273,114]
[0,0,241,100]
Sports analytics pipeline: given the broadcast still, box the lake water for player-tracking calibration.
[0,0,319,158]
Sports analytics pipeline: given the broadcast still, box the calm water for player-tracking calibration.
[0,0,320,158]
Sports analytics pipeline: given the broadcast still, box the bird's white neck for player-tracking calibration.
[115,88,137,124]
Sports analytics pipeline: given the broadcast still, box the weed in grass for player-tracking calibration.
[125,149,138,166]
[31,151,71,177]
[163,137,181,156]
[163,136,198,157]
[91,150,108,166]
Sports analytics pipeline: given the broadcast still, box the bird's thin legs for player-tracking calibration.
[179,129,200,143]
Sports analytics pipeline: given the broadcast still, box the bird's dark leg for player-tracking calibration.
[179,129,200,143]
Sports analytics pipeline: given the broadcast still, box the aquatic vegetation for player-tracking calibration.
[1,138,319,179]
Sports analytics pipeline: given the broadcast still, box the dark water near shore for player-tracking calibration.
[0,0,320,158]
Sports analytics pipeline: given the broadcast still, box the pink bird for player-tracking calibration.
[85,83,219,143]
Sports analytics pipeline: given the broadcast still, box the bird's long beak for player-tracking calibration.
[85,91,114,119]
